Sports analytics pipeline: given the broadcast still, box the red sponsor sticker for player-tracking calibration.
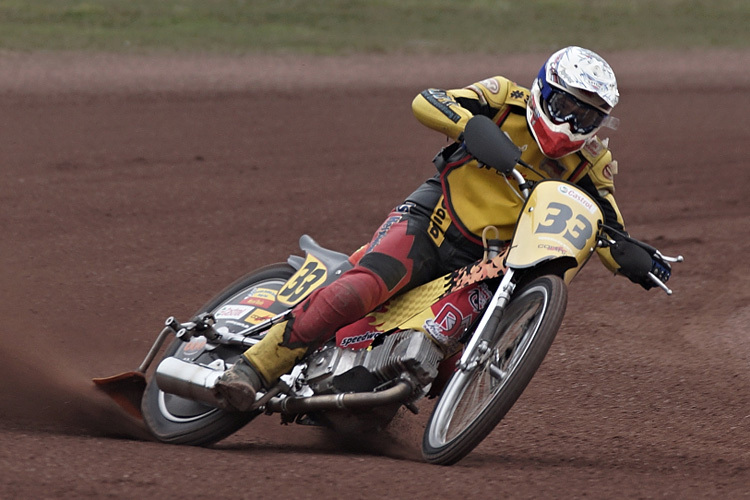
[240,296,274,308]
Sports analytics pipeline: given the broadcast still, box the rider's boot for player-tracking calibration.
[213,319,306,411]
[213,356,262,412]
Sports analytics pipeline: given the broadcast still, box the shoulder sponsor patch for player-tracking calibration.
[477,78,500,94]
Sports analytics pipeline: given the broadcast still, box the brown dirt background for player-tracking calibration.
[0,49,748,499]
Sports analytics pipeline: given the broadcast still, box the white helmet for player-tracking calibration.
[526,46,619,158]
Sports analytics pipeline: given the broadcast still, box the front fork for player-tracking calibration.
[458,269,516,371]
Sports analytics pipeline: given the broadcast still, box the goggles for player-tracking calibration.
[543,87,607,135]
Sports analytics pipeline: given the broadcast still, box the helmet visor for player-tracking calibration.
[544,88,606,135]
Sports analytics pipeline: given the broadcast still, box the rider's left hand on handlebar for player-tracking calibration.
[610,239,670,290]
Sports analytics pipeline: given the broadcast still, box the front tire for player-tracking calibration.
[141,263,296,446]
[422,275,567,465]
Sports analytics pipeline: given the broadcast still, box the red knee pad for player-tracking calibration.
[288,268,389,345]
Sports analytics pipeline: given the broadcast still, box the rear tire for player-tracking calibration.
[422,275,567,465]
[141,264,295,446]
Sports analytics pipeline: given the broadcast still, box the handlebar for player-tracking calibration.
[599,226,684,295]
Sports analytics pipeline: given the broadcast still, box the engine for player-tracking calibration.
[303,330,444,395]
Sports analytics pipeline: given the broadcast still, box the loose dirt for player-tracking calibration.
[1,50,748,499]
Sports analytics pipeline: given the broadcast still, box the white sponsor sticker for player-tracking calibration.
[214,304,254,320]
[558,185,597,214]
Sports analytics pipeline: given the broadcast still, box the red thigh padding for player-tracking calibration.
[287,267,390,346]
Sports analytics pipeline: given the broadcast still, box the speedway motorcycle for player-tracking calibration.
[95,115,682,465]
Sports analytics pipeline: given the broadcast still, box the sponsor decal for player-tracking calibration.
[538,243,568,254]
[181,336,207,356]
[509,89,528,102]
[244,308,275,325]
[395,202,414,213]
[428,198,451,247]
[423,303,471,348]
[557,185,597,214]
[468,284,492,313]
[367,214,402,252]
[240,287,277,308]
[240,296,273,308]
[421,89,461,123]
[215,304,254,320]
[479,78,500,94]
[340,330,381,348]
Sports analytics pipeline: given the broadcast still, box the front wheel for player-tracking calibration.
[141,263,296,446]
[422,275,567,465]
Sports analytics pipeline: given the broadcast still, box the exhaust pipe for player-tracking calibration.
[155,357,224,406]
[264,380,414,414]
[155,357,415,412]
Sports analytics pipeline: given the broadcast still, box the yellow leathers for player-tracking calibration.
[412,76,625,273]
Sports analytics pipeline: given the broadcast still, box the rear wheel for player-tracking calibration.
[422,275,567,465]
[141,264,295,446]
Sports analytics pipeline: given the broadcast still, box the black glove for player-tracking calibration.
[610,240,671,290]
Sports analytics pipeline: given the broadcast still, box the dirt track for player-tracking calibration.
[0,50,748,499]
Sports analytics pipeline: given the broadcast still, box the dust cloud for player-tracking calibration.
[0,339,151,441]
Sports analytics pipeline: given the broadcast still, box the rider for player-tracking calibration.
[214,46,671,411]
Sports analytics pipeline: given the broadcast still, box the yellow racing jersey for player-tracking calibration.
[412,76,625,273]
